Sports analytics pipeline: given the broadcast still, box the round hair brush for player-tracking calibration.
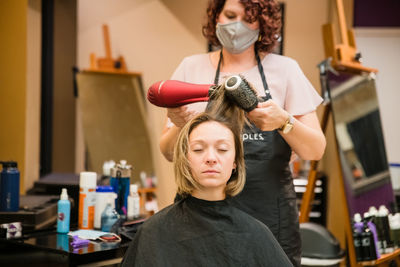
[224,75,259,112]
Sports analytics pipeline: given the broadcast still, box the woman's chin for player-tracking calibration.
[197,178,228,189]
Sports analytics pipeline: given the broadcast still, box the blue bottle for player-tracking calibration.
[110,160,131,215]
[101,197,119,232]
[57,188,71,233]
[0,161,20,211]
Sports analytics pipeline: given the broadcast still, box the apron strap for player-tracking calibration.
[214,50,223,85]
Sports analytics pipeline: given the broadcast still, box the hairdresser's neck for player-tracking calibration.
[221,46,257,73]
[191,188,226,201]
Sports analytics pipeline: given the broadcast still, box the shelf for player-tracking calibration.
[359,249,400,266]
[138,187,157,194]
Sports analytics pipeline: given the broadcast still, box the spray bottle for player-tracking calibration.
[57,188,71,233]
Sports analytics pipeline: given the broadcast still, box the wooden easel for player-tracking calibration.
[322,0,377,74]
[299,0,378,266]
[87,24,130,74]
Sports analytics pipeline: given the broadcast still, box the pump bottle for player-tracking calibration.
[101,196,120,232]
[57,188,71,234]
[127,184,140,220]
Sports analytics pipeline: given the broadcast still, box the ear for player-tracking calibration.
[232,162,237,169]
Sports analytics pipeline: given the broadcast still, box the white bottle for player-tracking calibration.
[127,184,140,220]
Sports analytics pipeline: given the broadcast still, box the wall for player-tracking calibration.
[0,1,27,193]
[0,0,41,194]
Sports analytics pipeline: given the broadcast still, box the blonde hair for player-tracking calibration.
[174,80,248,197]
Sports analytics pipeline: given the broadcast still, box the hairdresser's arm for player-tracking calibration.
[247,100,326,160]
[160,106,196,162]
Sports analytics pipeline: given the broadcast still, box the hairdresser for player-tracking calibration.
[159,0,326,265]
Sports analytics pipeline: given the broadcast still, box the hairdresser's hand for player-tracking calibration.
[247,100,289,131]
[167,106,197,128]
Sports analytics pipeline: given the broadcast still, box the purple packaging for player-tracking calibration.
[367,221,381,258]
[0,222,22,239]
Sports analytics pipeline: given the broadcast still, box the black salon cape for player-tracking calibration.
[121,195,293,267]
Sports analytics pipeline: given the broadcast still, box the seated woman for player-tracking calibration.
[121,107,293,266]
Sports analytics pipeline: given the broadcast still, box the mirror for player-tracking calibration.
[76,71,154,182]
[327,71,396,217]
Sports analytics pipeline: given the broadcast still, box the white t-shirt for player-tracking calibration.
[168,52,322,126]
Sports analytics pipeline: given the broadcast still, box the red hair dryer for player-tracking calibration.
[147,80,215,108]
[147,76,259,111]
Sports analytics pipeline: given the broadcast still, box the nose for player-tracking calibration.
[205,149,217,165]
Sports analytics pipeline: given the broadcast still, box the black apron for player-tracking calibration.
[214,49,301,267]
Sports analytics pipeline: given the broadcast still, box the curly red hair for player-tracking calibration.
[202,0,282,53]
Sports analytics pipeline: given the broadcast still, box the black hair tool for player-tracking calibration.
[223,75,260,112]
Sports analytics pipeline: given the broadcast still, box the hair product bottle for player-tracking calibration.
[389,213,400,248]
[78,172,97,229]
[368,206,384,254]
[361,221,378,261]
[0,161,20,211]
[94,186,117,229]
[127,184,140,220]
[353,213,364,261]
[57,188,71,234]
[110,160,132,215]
[378,205,394,253]
[101,196,120,232]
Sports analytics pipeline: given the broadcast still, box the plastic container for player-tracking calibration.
[0,161,20,211]
[389,213,400,248]
[127,184,140,220]
[78,172,97,229]
[57,188,71,234]
[378,205,394,253]
[101,197,119,232]
[94,186,117,229]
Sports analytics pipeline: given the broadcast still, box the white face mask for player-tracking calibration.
[216,21,260,54]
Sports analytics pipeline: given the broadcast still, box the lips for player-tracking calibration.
[202,170,220,174]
